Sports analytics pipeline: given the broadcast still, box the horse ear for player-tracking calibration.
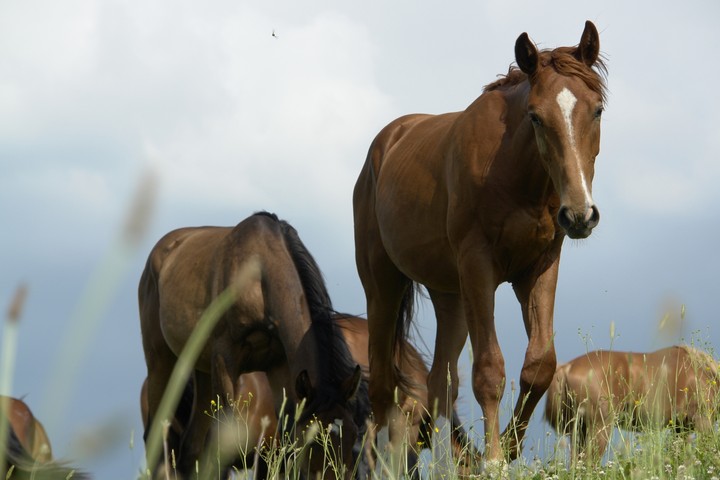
[575,20,600,67]
[515,32,538,76]
[295,370,314,402]
[342,365,363,402]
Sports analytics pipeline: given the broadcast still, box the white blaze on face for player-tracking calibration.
[556,87,593,206]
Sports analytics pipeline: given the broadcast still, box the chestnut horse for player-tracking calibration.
[140,372,276,477]
[1,396,88,479]
[545,346,720,460]
[353,21,607,462]
[140,314,478,478]
[139,212,367,479]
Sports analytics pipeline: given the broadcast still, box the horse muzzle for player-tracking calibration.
[558,204,599,239]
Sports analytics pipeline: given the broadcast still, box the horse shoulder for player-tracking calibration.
[448,90,511,184]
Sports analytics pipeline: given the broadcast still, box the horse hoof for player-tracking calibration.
[482,459,509,479]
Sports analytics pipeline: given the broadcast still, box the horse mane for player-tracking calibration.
[253,212,371,419]
[484,46,608,104]
[4,425,90,479]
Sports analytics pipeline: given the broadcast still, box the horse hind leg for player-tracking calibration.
[423,290,469,475]
[426,290,467,420]
[356,259,413,425]
[140,285,185,475]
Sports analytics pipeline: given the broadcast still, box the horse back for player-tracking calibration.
[140,215,290,365]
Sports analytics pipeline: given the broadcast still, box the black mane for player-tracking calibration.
[253,212,371,421]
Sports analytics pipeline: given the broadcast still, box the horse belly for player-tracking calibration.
[378,213,459,290]
[374,155,459,290]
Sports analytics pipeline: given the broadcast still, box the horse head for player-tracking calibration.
[295,365,365,479]
[516,21,606,239]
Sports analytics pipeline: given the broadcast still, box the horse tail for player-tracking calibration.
[395,280,418,395]
[3,427,90,480]
[544,362,572,433]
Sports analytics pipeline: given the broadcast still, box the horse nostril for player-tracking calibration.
[586,205,600,228]
[557,206,574,230]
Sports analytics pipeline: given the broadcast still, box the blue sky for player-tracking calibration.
[2,0,719,477]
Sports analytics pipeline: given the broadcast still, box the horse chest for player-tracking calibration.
[491,207,558,276]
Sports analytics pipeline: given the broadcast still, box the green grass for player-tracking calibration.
[145,349,720,480]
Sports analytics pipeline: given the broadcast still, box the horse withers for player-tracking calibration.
[545,346,720,460]
[139,212,367,479]
[353,21,608,463]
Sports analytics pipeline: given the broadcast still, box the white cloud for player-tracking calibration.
[1,1,394,235]
[139,8,395,213]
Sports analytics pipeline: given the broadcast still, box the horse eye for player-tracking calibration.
[594,106,604,119]
[529,112,542,126]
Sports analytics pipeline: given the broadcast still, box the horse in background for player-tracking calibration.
[545,346,720,460]
[332,314,478,474]
[140,372,277,477]
[141,314,479,478]
[353,20,607,462]
[1,395,89,479]
[139,212,367,479]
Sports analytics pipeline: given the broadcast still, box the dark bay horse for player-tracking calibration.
[353,21,607,462]
[139,212,366,479]
[545,346,720,460]
[140,314,478,478]
[1,396,88,479]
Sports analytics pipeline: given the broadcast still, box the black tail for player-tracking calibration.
[4,428,90,479]
[394,280,417,395]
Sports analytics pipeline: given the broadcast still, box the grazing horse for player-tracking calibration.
[1,396,88,479]
[140,314,478,478]
[139,212,366,479]
[140,313,477,478]
[545,346,720,460]
[353,21,607,462]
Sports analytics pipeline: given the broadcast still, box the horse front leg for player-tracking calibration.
[459,256,506,464]
[504,257,560,461]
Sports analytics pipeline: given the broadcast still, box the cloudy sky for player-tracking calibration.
[2,0,719,476]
